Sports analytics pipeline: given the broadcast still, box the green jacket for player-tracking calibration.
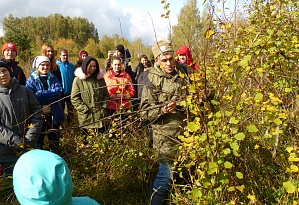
[71,68,109,129]
[140,63,189,162]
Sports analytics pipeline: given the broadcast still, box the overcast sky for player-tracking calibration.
[0,0,190,46]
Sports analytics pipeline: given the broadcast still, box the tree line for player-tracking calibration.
[0,13,152,61]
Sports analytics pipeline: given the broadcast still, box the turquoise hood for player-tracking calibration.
[13,149,100,205]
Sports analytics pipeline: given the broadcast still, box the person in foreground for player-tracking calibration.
[13,149,101,205]
[0,61,42,176]
[140,39,189,205]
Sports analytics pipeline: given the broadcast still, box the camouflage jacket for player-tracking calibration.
[140,63,189,162]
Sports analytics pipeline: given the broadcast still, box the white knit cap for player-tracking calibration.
[33,56,50,69]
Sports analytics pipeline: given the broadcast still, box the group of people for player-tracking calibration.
[0,39,200,205]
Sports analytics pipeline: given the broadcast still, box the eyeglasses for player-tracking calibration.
[0,69,9,74]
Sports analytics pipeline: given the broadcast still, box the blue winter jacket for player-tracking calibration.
[26,71,64,124]
[56,59,75,96]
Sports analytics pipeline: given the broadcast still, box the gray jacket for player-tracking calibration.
[0,78,43,163]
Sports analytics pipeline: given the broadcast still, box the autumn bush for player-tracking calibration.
[169,0,299,204]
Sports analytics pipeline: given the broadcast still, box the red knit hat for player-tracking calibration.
[2,42,18,55]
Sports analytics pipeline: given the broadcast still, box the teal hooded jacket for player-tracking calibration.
[13,149,100,205]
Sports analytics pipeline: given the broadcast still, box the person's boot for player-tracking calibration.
[150,188,168,205]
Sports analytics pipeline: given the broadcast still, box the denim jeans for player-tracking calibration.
[153,162,174,195]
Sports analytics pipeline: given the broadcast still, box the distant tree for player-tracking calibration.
[98,34,130,58]
[98,35,116,59]
[2,14,32,60]
[2,14,99,57]
[53,38,76,57]
[84,38,102,58]
[70,17,99,48]
[172,0,206,63]
[129,37,151,58]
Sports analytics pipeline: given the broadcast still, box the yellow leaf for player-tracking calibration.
[217,9,222,12]
[205,28,215,39]
[232,55,239,62]
[283,181,296,193]
[183,142,192,147]
[236,185,245,192]
[266,105,275,112]
[27,123,35,128]
[254,144,260,149]
[269,95,282,104]
[289,153,299,162]
[247,194,256,202]
[184,136,194,143]
[286,146,295,153]
[224,24,231,29]
[257,67,263,72]
[290,165,299,172]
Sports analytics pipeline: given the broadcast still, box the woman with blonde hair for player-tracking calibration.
[40,43,62,84]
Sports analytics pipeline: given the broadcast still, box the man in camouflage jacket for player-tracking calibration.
[140,39,190,205]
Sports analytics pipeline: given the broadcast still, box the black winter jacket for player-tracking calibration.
[0,58,26,85]
[0,78,43,163]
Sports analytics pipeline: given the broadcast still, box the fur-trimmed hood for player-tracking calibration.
[74,67,105,80]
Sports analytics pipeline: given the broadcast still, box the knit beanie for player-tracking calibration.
[116,44,125,56]
[78,50,88,61]
[2,42,18,55]
[81,56,99,77]
[0,61,9,71]
[33,56,50,69]
[152,40,173,58]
